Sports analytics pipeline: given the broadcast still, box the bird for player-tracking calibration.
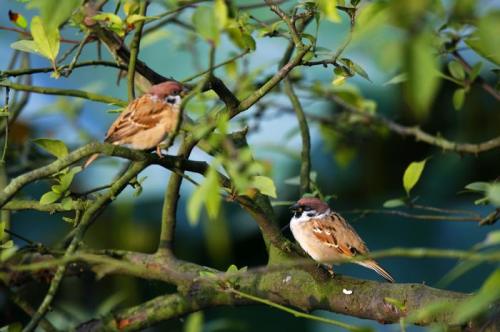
[289,197,395,283]
[84,80,185,168]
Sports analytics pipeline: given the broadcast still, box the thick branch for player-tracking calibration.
[0,142,210,208]
[73,259,472,331]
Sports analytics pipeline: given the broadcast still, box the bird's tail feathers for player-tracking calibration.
[358,260,395,283]
[84,153,100,168]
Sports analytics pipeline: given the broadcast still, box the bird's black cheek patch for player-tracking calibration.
[307,213,315,217]
[166,97,177,104]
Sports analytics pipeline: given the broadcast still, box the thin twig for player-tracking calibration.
[0,25,81,44]
[61,33,91,77]
[0,60,127,78]
[181,49,250,83]
[452,51,500,101]
[127,1,147,100]
[229,288,361,332]
[0,80,127,106]
[283,78,311,194]
[319,91,500,154]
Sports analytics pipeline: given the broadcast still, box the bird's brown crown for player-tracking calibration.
[148,81,184,99]
[294,197,330,214]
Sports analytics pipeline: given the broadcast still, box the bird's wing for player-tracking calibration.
[310,212,369,257]
[105,95,166,143]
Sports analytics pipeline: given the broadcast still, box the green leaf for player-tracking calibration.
[404,32,440,119]
[92,13,126,36]
[123,0,139,16]
[226,264,238,274]
[192,6,219,45]
[383,198,405,208]
[214,0,228,29]
[59,166,81,191]
[464,12,500,65]
[32,138,68,158]
[483,230,500,247]
[252,176,277,198]
[187,166,221,225]
[303,51,315,62]
[28,0,82,30]
[465,182,490,192]
[60,197,74,210]
[402,159,427,195]
[448,60,465,81]
[469,62,483,81]
[384,73,407,85]
[125,14,156,25]
[10,40,40,55]
[487,183,500,207]
[40,191,61,205]
[8,10,28,29]
[317,0,341,22]
[0,240,14,249]
[205,168,221,220]
[30,16,60,63]
[187,185,204,226]
[0,220,5,239]
[452,88,466,110]
[453,269,500,324]
[184,312,204,332]
[340,58,371,82]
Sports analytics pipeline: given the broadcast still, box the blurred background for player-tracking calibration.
[0,0,499,331]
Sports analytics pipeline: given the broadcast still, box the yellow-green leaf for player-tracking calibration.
[465,12,500,65]
[252,176,277,198]
[214,0,228,29]
[40,191,61,205]
[123,0,139,16]
[30,16,60,62]
[205,167,221,220]
[404,31,440,119]
[126,14,156,25]
[452,88,465,110]
[487,183,500,207]
[8,10,28,29]
[383,198,405,208]
[192,6,219,44]
[32,138,68,158]
[183,311,203,332]
[10,40,40,55]
[402,159,427,195]
[448,60,465,81]
[453,269,500,324]
[317,0,341,22]
[28,0,82,30]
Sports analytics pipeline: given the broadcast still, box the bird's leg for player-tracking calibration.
[156,145,163,158]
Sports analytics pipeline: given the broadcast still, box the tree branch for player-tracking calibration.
[127,1,147,100]
[321,91,500,154]
[0,80,127,106]
[283,78,311,194]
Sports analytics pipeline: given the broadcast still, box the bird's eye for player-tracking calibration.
[303,206,312,211]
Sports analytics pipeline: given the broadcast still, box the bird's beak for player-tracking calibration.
[289,203,300,211]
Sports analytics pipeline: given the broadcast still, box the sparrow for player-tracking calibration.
[84,81,185,168]
[289,197,395,283]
